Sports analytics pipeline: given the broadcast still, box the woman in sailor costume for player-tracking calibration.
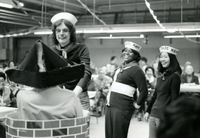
[144,45,182,138]
[105,41,148,138]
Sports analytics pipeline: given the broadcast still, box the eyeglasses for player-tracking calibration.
[55,28,69,33]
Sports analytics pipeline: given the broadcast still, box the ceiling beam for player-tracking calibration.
[0,8,43,24]
[0,13,39,22]
[0,20,38,27]
[98,1,167,10]
[79,7,200,15]
[55,0,85,9]
[0,9,28,17]
[20,0,84,14]
[0,15,39,25]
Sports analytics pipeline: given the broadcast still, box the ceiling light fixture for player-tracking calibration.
[88,34,144,39]
[34,30,52,35]
[0,35,4,38]
[79,29,165,34]
[0,3,13,8]
[0,0,15,8]
[164,34,200,38]
[77,28,200,34]
[32,23,200,35]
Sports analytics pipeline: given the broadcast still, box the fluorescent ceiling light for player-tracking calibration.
[34,28,164,35]
[79,29,165,34]
[88,35,144,39]
[33,28,52,35]
[0,0,15,8]
[77,28,200,34]
[164,35,200,38]
[31,23,200,35]
[0,35,4,38]
[34,31,53,35]
[0,3,13,8]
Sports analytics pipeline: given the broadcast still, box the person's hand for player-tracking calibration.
[134,103,140,109]
[144,112,149,122]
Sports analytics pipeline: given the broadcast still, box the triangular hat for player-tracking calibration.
[6,40,84,88]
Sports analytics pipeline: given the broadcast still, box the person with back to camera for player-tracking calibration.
[1,40,85,138]
[157,96,200,138]
[144,45,182,138]
[5,40,84,120]
[50,12,91,110]
[105,41,148,138]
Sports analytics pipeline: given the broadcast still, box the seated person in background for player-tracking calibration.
[0,71,14,107]
[92,67,112,116]
[181,64,200,97]
[181,64,199,84]
[6,40,84,120]
[182,61,192,75]
[157,96,200,138]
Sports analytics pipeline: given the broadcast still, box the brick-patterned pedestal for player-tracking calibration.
[5,111,90,138]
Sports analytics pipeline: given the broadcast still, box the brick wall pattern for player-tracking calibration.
[5,112,90,138]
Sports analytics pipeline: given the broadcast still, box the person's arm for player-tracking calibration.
[170,73,181,103]
[74,45,91,95]
[144,90,157,121]
[134,69,148,108]
[146,89,157,113]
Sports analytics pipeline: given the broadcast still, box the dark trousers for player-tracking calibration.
[105,106,134,138]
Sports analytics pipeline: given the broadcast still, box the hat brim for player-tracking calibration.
[6,64,85,88]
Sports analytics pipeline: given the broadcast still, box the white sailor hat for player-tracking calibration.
[159,45,179,55]
[50,12,78,25]
[124,41,141,52]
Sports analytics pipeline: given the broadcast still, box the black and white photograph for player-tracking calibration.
[0,0,200,138]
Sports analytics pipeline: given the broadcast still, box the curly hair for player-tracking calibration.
[157,96,200,138]
[51,19,77,45]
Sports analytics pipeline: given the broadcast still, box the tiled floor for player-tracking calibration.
[89,115,149,138]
